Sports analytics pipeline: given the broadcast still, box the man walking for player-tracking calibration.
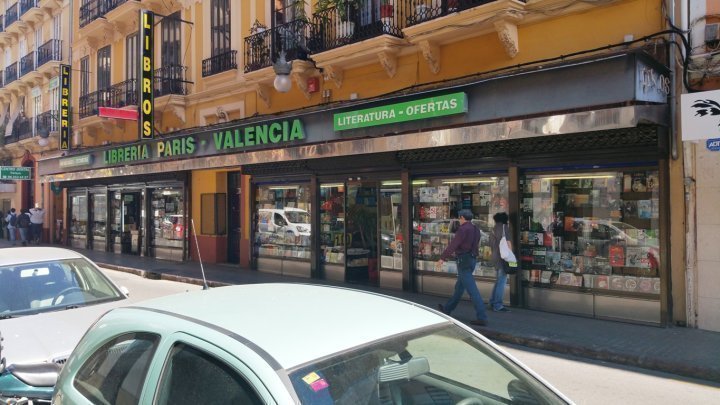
[17,208,31,246]
[29,203,45,244]
[437,209,489,326]
[5,208,17,245]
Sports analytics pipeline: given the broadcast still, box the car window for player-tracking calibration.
[73,333,160,405]
[0,258,125,316]
[289,325,563,404]
[155,342,263,405]
[274,213,287,226]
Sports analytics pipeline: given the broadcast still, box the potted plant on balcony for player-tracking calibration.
[447,0,459,12]
[316,0,357,40]
[380,0,394,32]
[248,20,270,71]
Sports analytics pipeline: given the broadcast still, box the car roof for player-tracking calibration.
[127,283,447,369]
[0,247,87,266]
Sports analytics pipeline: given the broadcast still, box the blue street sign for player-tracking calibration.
[707,138,720,151]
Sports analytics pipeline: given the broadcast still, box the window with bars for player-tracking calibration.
[126,33,138,80]
[210,0,230,57]
[80,56,90,96]
[273,0,296,26]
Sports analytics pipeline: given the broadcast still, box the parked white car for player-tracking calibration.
[53,283,572,404]
[0,247,129,366]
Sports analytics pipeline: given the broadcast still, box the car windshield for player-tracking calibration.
[288,324,564,404]
[285,211,310,224]
[0,258,125,317]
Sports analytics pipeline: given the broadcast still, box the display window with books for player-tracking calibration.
[380,180,403,271]
[412,176,509,278]
[254,184,312,260]
[519,170,661,296]
[320,183,346,265]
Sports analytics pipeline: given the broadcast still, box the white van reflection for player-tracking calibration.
[258,208,311,236]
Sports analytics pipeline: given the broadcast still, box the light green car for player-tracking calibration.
[52,284,572,404]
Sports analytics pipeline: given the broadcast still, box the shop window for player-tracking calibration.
[519,171,661,295]
[201,193,227,235]
[151,188,186,261]
[69,194,88,248]
[254,184,311,260]
[412,177,509,278]
[320,183,345,265]
[380,181,403,271]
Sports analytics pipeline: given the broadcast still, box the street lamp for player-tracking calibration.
[273,51,293,93]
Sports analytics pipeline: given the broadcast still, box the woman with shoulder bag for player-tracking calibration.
[490,212,515,312]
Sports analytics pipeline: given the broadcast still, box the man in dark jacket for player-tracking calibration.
[437,209,489,326]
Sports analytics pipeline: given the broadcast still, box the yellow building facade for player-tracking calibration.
[36,0,688,327]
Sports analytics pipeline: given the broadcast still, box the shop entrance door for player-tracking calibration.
[228,172,242,264]
[121,192,142,255]
[345,181,378,285]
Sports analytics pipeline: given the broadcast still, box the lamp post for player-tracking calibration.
[273,51,293,93]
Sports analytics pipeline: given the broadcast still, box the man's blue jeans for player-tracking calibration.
[31,223,42,243]
[8,227,16,244]
[490,263,508,310]
[444,254,488,321]
[18,227,29,245]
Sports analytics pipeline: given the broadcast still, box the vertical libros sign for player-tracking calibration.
[59,64,71,150]
[139,10,154,140]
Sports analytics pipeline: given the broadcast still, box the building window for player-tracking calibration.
[80,56,89,96]
[210,0,230,56]
[97,46,111,90]
[126,33,138,80]
[161,11,181,66]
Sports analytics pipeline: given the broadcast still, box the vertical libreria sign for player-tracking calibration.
[139,10,154,140]
[59,64,71,150]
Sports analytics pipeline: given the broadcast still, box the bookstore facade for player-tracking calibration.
[39,51,674,325]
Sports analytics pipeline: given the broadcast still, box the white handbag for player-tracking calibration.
[499,225,517,262]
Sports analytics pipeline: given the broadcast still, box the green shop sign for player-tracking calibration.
[101,118,305,165]
[334,92,467,131]
[0,166,31,180]
[59,154,93,168]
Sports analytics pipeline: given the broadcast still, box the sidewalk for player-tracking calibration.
[3,240,720,383]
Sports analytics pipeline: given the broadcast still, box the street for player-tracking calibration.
[103,267,720,404]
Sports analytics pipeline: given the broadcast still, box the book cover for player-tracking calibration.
[531,178,542,193]
[609,245,625,267]
[653,278,661,293]
[583,274,594,288]
[560,253,574,270]
[556,272,574,286]
[624,276,639,292]
[623,200,638,217]
[623,173,633,192]
[530,270,541,283]
[630,172,648,192]
[572,255,584,272]
[638,277,654,293]
[637,200,652,219]
[646,173,659,191]
[540,179,551,193]
[541,270,553,284]
[563,241,577,254]
[546,251,562,271]
[595,275,610,289]
[532,248,547,265]
[609,275,625,290]
[626,246,650,268]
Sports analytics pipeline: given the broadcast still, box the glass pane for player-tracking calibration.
[346,181,378,283]
[90,194,106,250]
[379,180,402,270]
[155,343,263,405]
[413,177,509,278]
[74,333,159,405]
[110,192,122,253]
[519,171,661,295]
[151,188,185,260]
[320,183,345,265]
[70,195,87,248]
[255,184,311,260]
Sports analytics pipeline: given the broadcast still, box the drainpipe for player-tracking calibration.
[678,0,698,328]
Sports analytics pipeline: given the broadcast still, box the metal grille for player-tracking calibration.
[396,127,659,163]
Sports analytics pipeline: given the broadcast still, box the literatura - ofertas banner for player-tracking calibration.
[333,92,467,131]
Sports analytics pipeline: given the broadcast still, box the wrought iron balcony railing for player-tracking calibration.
[5,3,18,28]
[0,71,4,88]
[79,89,108,119]
[244,19,312,73]
[20,0,38,16]
[4,62,17,85]
[154,65,190,97]
[37,39,62,67]
[79,0,127,28]
[406,0,519,27]
[310,1,404,54]
[20,51,35,77]
[12,115,32,140]
[202,50,237,77]
[36,109,58,134]
[108,79,137,108]
[0,15,4,32]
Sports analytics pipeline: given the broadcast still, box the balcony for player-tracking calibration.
[36,39,63,75]
[20,0,44,25]
[155,65,190,97]
[244,19,312,74]
[0,15,10,47]
[202,50,237,78]
[79,89,108,119]
[20,51,42,85]
[36,109,59,135]
[11,115,33,141]
[103,0,141,31]
[4,3,25,35]
[79,79,136,120]
[4,62,19,91]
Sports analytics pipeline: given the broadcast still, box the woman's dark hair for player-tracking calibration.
[493,212,509,224]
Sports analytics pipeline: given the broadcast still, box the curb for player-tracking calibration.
[100,262,720,384]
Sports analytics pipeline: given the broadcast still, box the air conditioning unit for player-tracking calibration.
[705,23,720,47]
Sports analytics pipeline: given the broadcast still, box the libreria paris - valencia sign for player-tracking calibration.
[333,92,467,131]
